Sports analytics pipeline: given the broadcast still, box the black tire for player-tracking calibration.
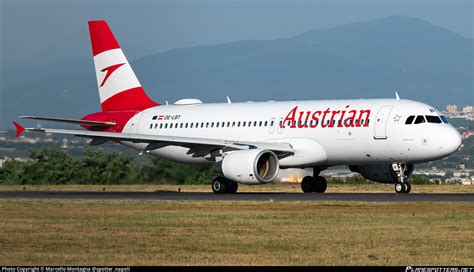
[395,182,404,194]
[211,177,228,194]
[404,182,411,194]
[229,181,239,194]
[301,176,315,193]
[315,176,327,193]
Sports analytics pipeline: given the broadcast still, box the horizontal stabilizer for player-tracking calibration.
[19,116,116,127]
[12,121,25,138]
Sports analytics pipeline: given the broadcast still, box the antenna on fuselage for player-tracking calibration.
[395,91,400,100]
[165,100,169,106]
[226,96,232,104]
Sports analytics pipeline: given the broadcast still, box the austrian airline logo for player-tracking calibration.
[281,105,371,128]
[99,63,125,87]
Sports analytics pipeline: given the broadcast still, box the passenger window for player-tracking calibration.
[185,123,188,128]
[165,124,168,129]
[216,122,219,128]
[405,115,415,124]
[237,122,241,127]
[414,115,425,124]
[160,124,163,129]
[426,115,442,124]
[211,122,214,128]
[180,123,183,128]
[154,124,158,129]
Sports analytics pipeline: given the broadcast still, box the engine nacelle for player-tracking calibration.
[349,164,414,183]
[222,149,279,184]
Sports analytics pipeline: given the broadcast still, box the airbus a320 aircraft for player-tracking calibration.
[13,20,462,194]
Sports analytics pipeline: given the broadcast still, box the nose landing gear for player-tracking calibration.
[393,163,411,194]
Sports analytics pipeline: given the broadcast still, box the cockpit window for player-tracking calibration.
[425,115,442,123]
[440,115,449,124]
[405,115,415,124]
[414,115,426,124]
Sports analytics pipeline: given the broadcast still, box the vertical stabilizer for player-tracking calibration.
[88,20,158,111]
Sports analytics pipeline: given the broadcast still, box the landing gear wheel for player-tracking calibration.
[403,182,411,194]
[395,182,405,194]
[228,181,239,194]
[212,177,228,194]
[314,176,327,193]
[301,176,315,193]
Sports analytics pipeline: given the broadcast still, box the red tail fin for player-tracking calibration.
[88,20,158,112]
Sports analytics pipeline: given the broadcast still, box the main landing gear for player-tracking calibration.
[393,163,411,194]
[211,176,238,194]
[301,168,327,193]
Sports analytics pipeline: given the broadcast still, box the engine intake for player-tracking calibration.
[222,149,279,184]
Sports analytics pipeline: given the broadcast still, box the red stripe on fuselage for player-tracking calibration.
[88,20,120,57]
[100,87,159,112]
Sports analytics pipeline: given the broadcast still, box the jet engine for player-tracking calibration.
[349,164,414,183]
[221,149,279,184]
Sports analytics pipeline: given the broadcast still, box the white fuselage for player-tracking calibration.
[120,98,461,168]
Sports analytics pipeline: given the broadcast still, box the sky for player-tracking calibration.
[0,0,472,69]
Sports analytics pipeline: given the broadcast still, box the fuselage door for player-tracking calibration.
[127,111,145,135]
[269,117,275,134]
[374,105,393,140]
[277,117,284,134]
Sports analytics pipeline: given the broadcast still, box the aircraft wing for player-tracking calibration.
[15,124,294,154]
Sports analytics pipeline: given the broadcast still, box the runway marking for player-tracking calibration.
[0,191,473,202]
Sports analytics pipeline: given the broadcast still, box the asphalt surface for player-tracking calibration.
[0,191,472,202]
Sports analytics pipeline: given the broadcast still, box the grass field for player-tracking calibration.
[1,183,474,193]
[0,199,472,265]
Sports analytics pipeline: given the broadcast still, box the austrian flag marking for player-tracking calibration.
[100,63,125,87]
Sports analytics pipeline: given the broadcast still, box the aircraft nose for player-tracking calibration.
[442,127,462,155]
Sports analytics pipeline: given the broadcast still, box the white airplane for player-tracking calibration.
[14,20,462,194]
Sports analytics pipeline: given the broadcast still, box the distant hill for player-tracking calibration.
[2,15,473,128]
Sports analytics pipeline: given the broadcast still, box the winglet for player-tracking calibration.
[12,121,25,138]
[395,91,400,100]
